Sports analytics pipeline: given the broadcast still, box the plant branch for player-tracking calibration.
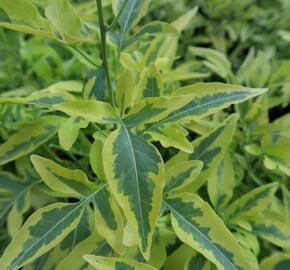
[96,0,116,108]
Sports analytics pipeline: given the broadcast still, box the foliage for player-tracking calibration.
[0,0,289,269]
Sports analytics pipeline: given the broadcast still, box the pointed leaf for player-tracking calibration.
[103,125,165,259]
[164,193,251,270]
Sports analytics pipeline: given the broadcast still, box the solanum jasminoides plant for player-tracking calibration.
[0,0,290,270]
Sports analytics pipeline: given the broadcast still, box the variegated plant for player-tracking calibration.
[0,1,289,270]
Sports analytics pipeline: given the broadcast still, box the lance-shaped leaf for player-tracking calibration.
[103,125,165,259]
[164,193,251,270]
[56,231,113,270]
[0,116,63,166]
[31,155,97,197]
[0,91,75,107]
[58,116,89,151]
[166,114,238,191]
[164,160,203,194]
[53,100,119,124]
[143,124,193,153]
[224,183,279,224]
[112,0,151,49]
[84,255,158,270]
[184,252,213,270]
[123,95,194,128]
[207,153,236,210]
[0,201,86,270]
[45,0,82,43]
[92,188,124,254]
[147,83,266,129]
[250,212,290,248]
[260,253,290,270]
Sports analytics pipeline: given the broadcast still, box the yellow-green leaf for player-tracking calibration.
[164,193,251,270]
[58,116,89,151]
[53,100,119,124]
[31,155,97,197]
[103,125,165,259]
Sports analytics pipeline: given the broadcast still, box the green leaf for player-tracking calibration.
[0,116,63,166]
[0,0,49,29]
[189,47,232,78]
[224,183,279,224]
[58,116,89,151]
[166,114,238,191]
[103,124,165,259]
[260,253,290,270]
[112,0,151,49]
[123,95,194,128]
[44,0,82,43]
[164,193,251,270]
[31,155,97,197]
[53,100,119,124]
[84,255,158,270]
[164,160,203,194]
[0,202,86,270]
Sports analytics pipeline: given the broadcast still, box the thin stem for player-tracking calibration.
[96,0,116,108]
[68,46,101,68]
[107,0,129,31]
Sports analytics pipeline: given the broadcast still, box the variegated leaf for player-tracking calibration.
[58,116,89,151]
[164,160,203,194]
[84,255,158,270]
[166,114,238,191]
[123,95,194,128]
[143,124,193,153]
[103,125,165,259]
[164,193,251,270]
[260,253,290,270]
[224,183,279,224]
[0,116,63,166]
[0,202,85,270]
[112,0,151,49]
[250,212,290,248]
[207,153,236,210]
[53,100,119,124]
[147,83,266,129]
[31,155,97,197]
[92,188,124,254]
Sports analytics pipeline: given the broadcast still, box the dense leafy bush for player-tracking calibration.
[0,0,290,269]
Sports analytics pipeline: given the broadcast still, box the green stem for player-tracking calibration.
[96,0,116,108]
[68,46,101,68]
[107,0,129,31]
